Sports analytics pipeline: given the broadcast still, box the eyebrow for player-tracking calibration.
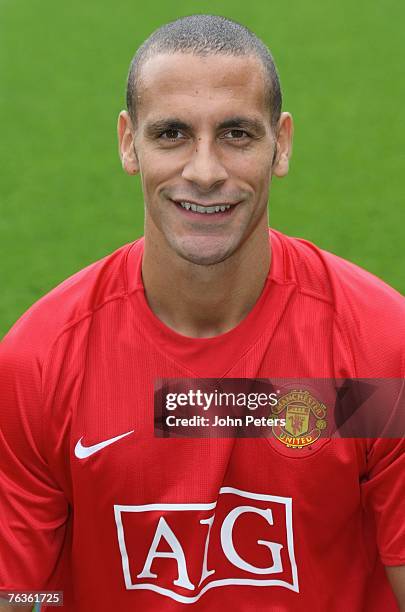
[144,116,267,137]
[144,118,190,137]
[217,116,266,135]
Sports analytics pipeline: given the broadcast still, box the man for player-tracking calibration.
[1,14,404,611]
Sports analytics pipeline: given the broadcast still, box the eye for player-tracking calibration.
[159,129,185,141]
[222,129,250,141]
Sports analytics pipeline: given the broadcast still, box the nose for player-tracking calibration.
[181,140,228,191]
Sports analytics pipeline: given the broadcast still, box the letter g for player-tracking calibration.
[220,506,283,574]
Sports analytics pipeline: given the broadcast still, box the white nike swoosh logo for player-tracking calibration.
[74,430,134,459]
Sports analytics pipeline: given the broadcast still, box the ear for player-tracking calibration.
[117,110,139,176]
[272,112,294,178]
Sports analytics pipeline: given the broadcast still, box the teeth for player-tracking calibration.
[179,202,231,214]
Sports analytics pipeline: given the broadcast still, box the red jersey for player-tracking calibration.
[1,229,404,611]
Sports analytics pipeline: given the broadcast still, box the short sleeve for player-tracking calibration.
[0,320,69,591]
[361,438,405,566]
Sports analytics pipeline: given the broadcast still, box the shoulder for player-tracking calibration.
[1,239,142,364]
[272,230,405,376]
[272,228,404,312]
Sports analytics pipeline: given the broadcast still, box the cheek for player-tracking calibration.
[138,151,179,196]
[138,161,163,198]
[236,158,273,195]
[226,144,273,180]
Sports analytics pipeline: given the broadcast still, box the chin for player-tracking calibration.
[180,252,229,266]
[174,242,236,267]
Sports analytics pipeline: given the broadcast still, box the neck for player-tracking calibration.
[141,226,271,338]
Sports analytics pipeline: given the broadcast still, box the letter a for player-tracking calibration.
[137,516,195,590]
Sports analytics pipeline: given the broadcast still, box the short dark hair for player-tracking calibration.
[126,14,282,129]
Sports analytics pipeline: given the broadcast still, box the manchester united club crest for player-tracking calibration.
[271,390,327,449]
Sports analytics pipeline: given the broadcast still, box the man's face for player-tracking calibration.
[119,53,292,266]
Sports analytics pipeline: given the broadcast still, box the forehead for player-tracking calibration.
[135,52,268,123]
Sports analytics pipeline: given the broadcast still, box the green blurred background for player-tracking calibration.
[1,0,404,338]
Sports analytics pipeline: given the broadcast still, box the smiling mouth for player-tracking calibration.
[172,200,238,215]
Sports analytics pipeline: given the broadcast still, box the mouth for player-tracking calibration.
[171,199,239,217]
